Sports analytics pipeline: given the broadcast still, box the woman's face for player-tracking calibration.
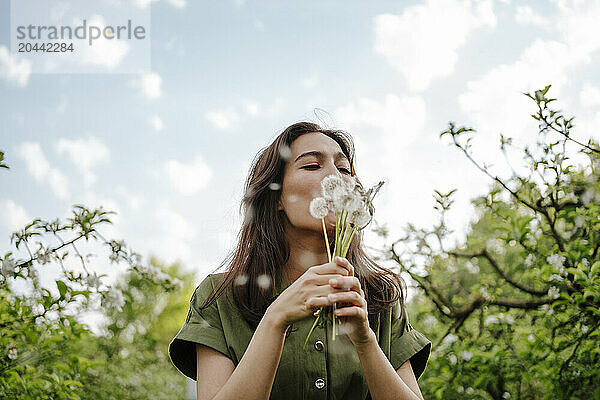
[278,132,355,233]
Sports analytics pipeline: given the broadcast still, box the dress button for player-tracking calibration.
[315,378,326,389]
[314,340,324,351]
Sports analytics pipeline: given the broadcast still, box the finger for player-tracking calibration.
[311,261,350,277]
[329,276,361,292]
[334,256,354,276]
[306,296,331,309]
[334,306,366,318]
[328,291,366,307]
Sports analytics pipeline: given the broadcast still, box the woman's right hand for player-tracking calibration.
[267,257,353,331]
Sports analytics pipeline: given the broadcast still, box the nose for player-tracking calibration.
[323,162,343,179]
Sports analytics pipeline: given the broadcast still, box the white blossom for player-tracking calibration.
[503,392,511,399]
[484,315,499,326]
[546,254,565,271]
[85,273,102,289]
[548,274,563,282]
[528,334,535,343]
[524,254,535,267]
[106,288,126,312]
[7,344,17,360]
[548,286,560,299]
[448,353,457,365]
[459,351,473,361]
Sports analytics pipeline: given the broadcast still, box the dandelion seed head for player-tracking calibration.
[234,273,248,286]
[320,175,346,199]
[256,274,272,290]
[309,197,329,218]
[269,182,281,191]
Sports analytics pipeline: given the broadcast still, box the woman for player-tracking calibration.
[169,122,431,400]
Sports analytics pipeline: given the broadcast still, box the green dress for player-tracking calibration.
[169,272,431,399]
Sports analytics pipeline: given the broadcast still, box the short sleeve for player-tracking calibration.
[168,274,232,381]
[389,300,431,380]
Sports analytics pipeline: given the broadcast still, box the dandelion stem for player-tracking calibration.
[304,310,322,350]
[321,217,331,263]
[341,227,357,257]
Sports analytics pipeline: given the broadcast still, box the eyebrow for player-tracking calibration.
[294,150,349,163]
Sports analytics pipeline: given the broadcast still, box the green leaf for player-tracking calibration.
[56,280,68,299]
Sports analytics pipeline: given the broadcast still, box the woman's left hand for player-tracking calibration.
[327,256,376,347]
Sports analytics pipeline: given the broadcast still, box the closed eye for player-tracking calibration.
[301,164,351,174]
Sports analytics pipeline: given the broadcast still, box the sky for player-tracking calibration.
[1,0,600,332]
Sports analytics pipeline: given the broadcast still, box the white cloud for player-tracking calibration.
[0,200,32,232]
[243,101,260,117]
[132,72,162,99]
[149,115,164,132]
[333,93,428,218]
[148,206,197,263]
[373,0,496,92]
[458,0,600,149]
[515,6,548,27]
[132,0,186,8]
[162,155,212,195]
[205,108,239,130]
[580,83,600,107]
[16,142,70,199]
[302,73,318,89]
[56,136,110,186]
[115,186,145,211]
[75,14,130,70]
[254,19,265,31]
[0,45,32,87]
[335,94,427,148]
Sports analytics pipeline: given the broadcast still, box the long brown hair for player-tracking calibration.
[199,121,405,330]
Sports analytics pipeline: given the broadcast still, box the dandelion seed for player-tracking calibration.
[279,145,292,160]
[256,274,272,290]
[234,273,248,286]
[269,182,281,191]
